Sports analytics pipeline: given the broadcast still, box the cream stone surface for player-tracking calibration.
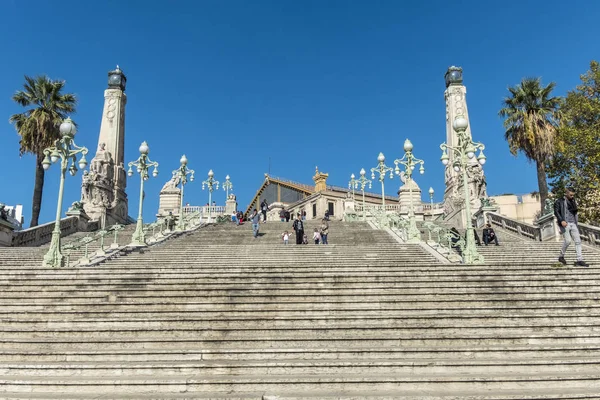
[489,193,541,224]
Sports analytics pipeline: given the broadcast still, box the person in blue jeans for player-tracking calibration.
[320,218,329,245]
[250,209,260,239]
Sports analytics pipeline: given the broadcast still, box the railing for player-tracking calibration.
[487,212,542,241]
[12,216,79,247]
[422,221,464,263]
[183,205,226,215]
[355,203,444,213]
[578,223,600,249]
[267,175,315,192]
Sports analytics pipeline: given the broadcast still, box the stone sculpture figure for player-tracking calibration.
[90,143,114,183]
[161,174,182,193]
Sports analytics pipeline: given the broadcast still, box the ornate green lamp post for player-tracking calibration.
[41,117,88,267]
[222,174,233,200]
[127,141,159,246]
[202,169,219,223]
[348,173,357,200]
[357,168,372,221]
[370,152,394,208]
[393,139,425,242]
[429,187,434,206]
[173,155,195,231]
[440,116,487,264]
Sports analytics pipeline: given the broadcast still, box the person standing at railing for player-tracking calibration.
[554,187,589,267]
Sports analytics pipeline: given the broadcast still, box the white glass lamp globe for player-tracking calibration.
[360,168,366,176]
[403,139,413,152]
[180,155,188,165]
[453,116,468,132]
[377,152,385,163]
[139,141,149,155]
[208,169,214,178]
[60,117,77,137]
[429,187,434,195]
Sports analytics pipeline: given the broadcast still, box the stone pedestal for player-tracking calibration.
[0,219,14,247]
[225,196,237,215]
[537,212,560,242]
[398,180,422,212]
[474,205,500,228]
[158,190,181,217]
[65,204,92,232]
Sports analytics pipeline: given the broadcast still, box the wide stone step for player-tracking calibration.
[2,344,599,362]
[0,371,598,394]
[2,314,599,329]
[2,356,600,376]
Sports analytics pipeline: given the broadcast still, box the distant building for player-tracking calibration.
[489,193,540,225]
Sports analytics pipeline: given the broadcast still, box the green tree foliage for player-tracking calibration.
[499,78,561,214]
[548,61,600,225]
[9,76,77,227]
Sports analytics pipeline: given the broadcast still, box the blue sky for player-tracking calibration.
[1,0,598,227]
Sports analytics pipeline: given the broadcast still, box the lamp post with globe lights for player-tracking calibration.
[357,168,372,221]
[370,152,394,208]
[429,187,435,206]
[202,170,219,223]
[222,175,233,200]
[41,117,89,267]
[348,173,357,200]
[393,139,425,242]
[173,155,195,231]
[440,116,487,264]
[127,141,159,246]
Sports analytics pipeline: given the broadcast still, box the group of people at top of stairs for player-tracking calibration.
[554,187,589,267]
[285,217,329,245]
[246,199,331,245]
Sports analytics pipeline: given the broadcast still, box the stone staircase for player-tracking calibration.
[0,220,599,398]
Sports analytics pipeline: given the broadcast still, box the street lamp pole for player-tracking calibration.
[42,117,88,267]
[202,170,219,223]
[348,173,357,200]
[440,116,487,264]
[127,141,159,246]
[371,152,394,209]
[173,155,195,231]
[393,139,425,242]
[357,168,372,221]
[222,174,233,200]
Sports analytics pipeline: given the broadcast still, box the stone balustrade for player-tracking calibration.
[11,216,80,247]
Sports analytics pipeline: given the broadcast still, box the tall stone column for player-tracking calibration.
[81,66,129,227]
[442,66,488,229]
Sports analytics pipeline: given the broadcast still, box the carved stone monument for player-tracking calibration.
[442,66,489,229]
[81,66,129,227]
[157,174,182,217]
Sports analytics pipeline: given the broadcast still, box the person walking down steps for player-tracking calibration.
[554,187,589,267]
[292,214,304,245]
[250,209,261,239]
[260,199,269,223]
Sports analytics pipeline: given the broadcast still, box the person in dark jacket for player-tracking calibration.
[482,223,499,246]
[292,214,304,244]
[554,188,588,267]
[260,200,269,223]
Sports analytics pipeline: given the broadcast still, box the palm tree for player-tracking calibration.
[9,75,77,227]
[499,77,560,213]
